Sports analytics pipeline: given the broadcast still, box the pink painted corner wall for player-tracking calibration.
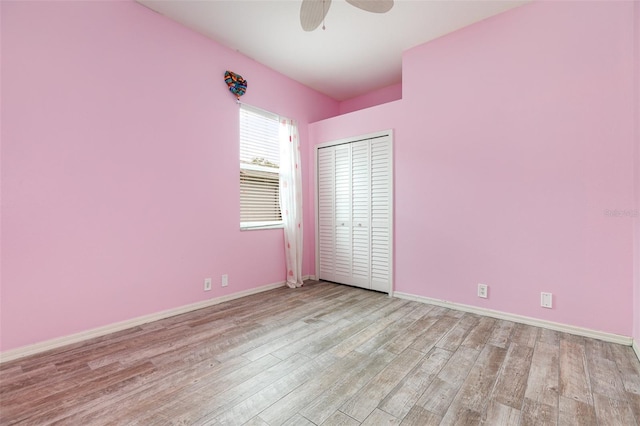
[338,83,402,115]
[0,0,338,352]
[310,0,636,336]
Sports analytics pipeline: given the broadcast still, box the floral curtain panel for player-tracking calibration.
[279,118,303,288]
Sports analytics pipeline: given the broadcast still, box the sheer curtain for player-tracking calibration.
[279,118,303,288]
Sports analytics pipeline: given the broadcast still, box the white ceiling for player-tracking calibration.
[136,0,529,101]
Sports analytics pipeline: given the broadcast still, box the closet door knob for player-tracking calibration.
[358,223,362,227]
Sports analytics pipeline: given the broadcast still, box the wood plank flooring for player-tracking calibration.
[1,280,640,425]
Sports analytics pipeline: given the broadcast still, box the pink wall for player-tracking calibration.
[338,83,402,115]
[310,0,636,336]
[0,1,339,352]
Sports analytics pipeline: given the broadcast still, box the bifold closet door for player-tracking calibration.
[370,137,392,292]
[317,148,335,282]
[317,134,392,293]
[333,145,352,284]
[318,145,354,285]
[350,141,371,288]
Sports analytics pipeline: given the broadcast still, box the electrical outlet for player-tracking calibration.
[204,278,212,291]
[221,274,228,287]
[478,283,488,298]
[541,292,553,308]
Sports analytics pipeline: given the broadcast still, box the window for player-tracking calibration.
[239,104,282,230]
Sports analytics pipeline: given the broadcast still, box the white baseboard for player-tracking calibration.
[633,340,640,362]
[394,291,632,347]
[0,281,288,364]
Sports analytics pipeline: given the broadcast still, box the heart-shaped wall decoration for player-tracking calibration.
[224,70,247,100]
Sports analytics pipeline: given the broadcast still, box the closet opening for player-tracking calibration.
[314,130,394,295]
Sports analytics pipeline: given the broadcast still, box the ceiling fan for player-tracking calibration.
[300,0,394,31]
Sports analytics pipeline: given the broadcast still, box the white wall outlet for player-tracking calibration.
[478,283,488,298]
[204,278,212,291]
[541,292,553,308]
[221,274,228,287]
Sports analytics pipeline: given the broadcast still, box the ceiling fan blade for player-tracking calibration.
[346,0,393,14]
[300,0,332,31]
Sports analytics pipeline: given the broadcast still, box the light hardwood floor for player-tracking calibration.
[1,281,640,425]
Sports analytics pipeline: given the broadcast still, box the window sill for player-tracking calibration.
[240,222,284,231]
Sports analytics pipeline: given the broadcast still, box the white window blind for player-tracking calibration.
[239,104,282,229]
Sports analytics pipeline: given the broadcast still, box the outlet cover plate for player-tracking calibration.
[204,278,212,291]
[541,292,553,308]
[478,284,488,299]
[221,274,228,287]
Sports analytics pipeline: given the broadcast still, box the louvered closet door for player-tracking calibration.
[333,145,352,283]
[350,141,371,288]
[370,137,392,292]
[317,147,335,282]
[316,133,392,293]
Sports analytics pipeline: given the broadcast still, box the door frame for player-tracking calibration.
[314,129,394,296]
